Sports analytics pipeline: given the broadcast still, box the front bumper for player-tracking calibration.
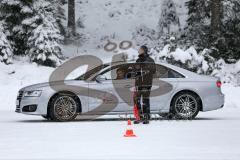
[15,91,47,115]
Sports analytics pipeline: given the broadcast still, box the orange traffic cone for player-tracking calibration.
[124,119,136,137]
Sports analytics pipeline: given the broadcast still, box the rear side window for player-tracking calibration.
[154,65,168,78]
[168,69,185,78]
[154,64,185,78]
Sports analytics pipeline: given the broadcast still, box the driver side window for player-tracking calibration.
[102,68,118,80]
[153,64,185,78]
[100,64,134,80]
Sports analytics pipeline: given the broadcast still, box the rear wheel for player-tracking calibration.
[49,94,80,122]
[171,92,200,120]
[159,113,175,119]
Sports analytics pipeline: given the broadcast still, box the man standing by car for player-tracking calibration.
[134,45,156,124]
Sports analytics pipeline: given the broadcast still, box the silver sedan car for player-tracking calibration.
[15,62,225,121]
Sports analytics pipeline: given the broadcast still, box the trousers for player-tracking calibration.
[135,86,152,118]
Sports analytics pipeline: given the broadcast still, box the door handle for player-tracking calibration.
[124,85,132,88]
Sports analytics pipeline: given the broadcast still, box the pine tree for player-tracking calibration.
[209,0,222,59]
[0,0,34,55]
[27,0,64,67]
[0,0,65,67]
[0,23,12,64]
[218,0,240,62]
[67,0,76,37]
[185,0,240,62]
[184,0,211,50]
[211,0,221,35]
[51,0,66,35]
[158,0,181,36]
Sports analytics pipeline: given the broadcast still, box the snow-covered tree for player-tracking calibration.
[184,0,240,62]
[132,25,160,49]
[27,0,64,67]
[219,0,240,62]
[0,0,34,55]
[51,0,66,35]
[153,43,213,74]
[0,23,12,64]
[158,0,181,36]
[67,0,76,37]
[211,0,222,36]
[65,0,82,44]
[184,0,211,49]
[0,0,65,66]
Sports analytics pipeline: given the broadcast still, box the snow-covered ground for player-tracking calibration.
[1,0,240,159]
[0,86,240,159]
[0,106,240,160]
[0,57,240,160]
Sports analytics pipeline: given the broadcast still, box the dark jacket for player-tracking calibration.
[135,53,156,87]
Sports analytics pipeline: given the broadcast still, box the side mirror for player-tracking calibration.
[96,75,106,83]
[126,71,136,79]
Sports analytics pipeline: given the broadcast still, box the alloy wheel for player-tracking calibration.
[174,94,198,119]
[53,96,77,121]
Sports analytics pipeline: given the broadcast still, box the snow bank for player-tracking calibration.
[212,59,240,86]
[170,48,192,63]
[126,45,239,86]
[0,58,97,111]
[0,60,54,110]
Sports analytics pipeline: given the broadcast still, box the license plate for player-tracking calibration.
[16,100,20,106]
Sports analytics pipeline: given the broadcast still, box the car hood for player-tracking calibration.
[20,80,86,91]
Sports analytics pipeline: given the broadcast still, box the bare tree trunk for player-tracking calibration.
[211,0,221,35]
[67,0,75,36]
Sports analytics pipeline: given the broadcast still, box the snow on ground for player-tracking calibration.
[0,107,240,160]
[0,87,240,159]
[0,60,54,111]
[1,0,239,159]
[0,58,240,159]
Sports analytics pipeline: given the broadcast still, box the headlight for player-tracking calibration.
[23,90,42,97]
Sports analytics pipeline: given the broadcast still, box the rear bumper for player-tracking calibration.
[202,93,225,112]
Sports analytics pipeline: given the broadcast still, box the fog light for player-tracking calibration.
[22,105,37,112]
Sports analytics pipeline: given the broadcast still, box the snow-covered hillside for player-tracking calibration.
[0,58,90,111]
[62,0,188,57]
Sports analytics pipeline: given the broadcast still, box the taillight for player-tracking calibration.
[216,81,222,88]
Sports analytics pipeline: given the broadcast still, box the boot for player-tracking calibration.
[143,114,150,124]
[134,115,143,124]
[134,120,141,124]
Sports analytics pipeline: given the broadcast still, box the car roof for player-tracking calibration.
[105,61,198,78]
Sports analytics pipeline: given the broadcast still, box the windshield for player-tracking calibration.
[76,64,109,80]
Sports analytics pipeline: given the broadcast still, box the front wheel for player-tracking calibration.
[42,115,49,120]
[49,94,79,122]
[171,92,200,120]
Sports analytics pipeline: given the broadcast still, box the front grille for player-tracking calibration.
[16,91,24,112]
[15,107,21,113]
[17,91,24,100]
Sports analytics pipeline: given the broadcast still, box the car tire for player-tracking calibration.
[49,94,80,122]
[159,113,175,119]
[171,92,200,120]
[42,115,49,120]
[42,115,53,120]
